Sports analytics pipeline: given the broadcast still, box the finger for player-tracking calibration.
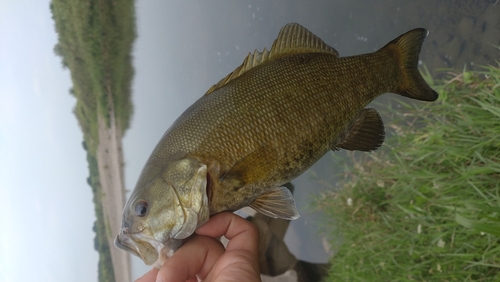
[195,212,259,255]
[156,235,225,282]
[135,267,158,282]
[196,212,261,282]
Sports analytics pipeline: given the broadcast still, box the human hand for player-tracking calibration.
[136,212,261,282]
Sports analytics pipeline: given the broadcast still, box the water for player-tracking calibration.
[123,1,500,279]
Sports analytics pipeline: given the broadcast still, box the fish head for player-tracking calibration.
[114,157,210,267]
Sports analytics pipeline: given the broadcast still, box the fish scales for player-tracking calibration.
[148,51,400,213]
[115,23,438,267]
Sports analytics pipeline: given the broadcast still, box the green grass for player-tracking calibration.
[315,64,500,281]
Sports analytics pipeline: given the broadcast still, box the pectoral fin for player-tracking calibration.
[250,186,300,220]
[221,145,277,187]
[337,108,385,151]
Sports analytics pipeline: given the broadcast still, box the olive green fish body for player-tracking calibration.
[141,30,434,214]
[116,23,437,267]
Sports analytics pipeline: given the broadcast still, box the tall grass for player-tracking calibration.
[316,64,500,281]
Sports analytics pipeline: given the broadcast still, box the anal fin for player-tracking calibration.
[250,186,300,220]
[338,108,385,151]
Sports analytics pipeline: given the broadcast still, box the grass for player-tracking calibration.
[315,63,500,281]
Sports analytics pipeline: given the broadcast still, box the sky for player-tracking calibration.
[2,1,497,281]
[0,1,97,281]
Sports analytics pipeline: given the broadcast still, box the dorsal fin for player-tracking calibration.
[204,47,271,95]
[204,23,339,95]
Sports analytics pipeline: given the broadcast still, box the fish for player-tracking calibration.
[114,23,438,267]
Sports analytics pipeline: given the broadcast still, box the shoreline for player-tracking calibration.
[96,113,131,282]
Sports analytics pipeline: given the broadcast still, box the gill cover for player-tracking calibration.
[164,157,210,240]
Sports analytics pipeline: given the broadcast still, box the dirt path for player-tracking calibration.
[97,113,131,282]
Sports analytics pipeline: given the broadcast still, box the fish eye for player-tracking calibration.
[134,200,148,217]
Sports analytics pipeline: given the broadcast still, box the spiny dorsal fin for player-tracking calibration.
[204,47,271,95]
[204,23,339,95]
[250,186,300,220]
[337,108,385,152]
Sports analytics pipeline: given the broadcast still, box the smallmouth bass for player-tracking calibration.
[115,23,437,267]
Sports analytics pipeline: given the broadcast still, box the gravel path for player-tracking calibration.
[97,113,131,282]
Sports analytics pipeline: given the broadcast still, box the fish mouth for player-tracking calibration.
[114,234,141,258]
[113,227,147,258]
[114,230,183,267]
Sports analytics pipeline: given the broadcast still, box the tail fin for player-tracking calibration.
[383,28,438,101]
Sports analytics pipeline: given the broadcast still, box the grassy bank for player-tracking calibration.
[86,147,115,281]
[316,64,500,281]
[50,0,136,281]
[51,0,135,151]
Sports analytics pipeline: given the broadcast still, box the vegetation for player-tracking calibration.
[50,0,136,281]
[316,64,500,281]
[87,147,116,282]
[51,0,135,151]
